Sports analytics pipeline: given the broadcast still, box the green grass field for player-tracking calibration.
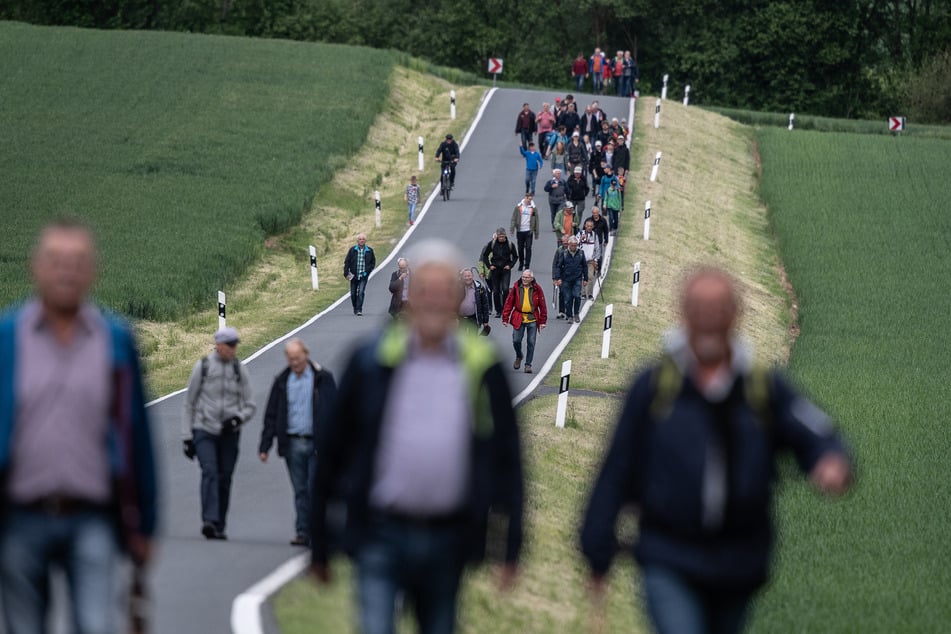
[753,129,951,630]
[0,22,394,319]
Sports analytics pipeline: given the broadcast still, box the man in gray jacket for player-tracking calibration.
[183,327,257,539]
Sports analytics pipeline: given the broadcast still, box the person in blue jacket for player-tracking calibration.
[0,218,158,633]
[580,267,853,634]
[518,141,545,195]
[310,239,524,634]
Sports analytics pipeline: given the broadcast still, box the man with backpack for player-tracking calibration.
[183,327,257,540]
[581,267,853,634]
[480,228,518,318]
[552,235,588,323]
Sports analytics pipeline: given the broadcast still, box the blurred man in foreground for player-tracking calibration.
[311,239,524,634]
[0,218,158,633]
[581,266,853,634]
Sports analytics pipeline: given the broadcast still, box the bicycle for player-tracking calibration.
[440,160,454,201]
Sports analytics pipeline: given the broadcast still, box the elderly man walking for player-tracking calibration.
[0,218,158,633]
[581,267,853,634]
[311,239,525,634]
[184,326,256,540]
[259,338,337,546]
[553,235,588,323]
[501,269,548,374]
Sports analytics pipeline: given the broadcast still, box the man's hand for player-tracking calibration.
[539,324,546,331]
[554,280,562,287]
[490,265,496,271]
[183,440,196,460]
[583,280,588,286]
[498,563,518,592]
[503,266,511,270]
[259,452,268,463]
[310,563,332,585]
[222,416,242,433]
[810,452,852,495]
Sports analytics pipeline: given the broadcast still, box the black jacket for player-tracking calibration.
[388,270,408,316]
[584,214,610,244]
[566,175,590,202]
[343,244,376,279]
[435,140,461,162]
[555,248,588,283]
[481,237,517,269]
[613,144,631,172]
[259,362,338,458]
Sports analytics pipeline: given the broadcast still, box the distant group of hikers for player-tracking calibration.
[570,47,640,96]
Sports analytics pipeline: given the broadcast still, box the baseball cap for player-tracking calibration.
[572,131,580,137]
[445,133,454,140]
[574,166,583,174]
[565,201,574,210]
[595,140,602,146]
[214,327,240,345]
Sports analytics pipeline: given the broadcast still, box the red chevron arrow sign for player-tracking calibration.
[487,58,503,74]
[889,116,905,132]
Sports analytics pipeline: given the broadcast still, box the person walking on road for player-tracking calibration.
[551,236,571,319]
[566,165,590,219]
[515,102,536,149]
[501,269,547,374]
[536,103,556,158]
[552,201,579,247]
[458,268,491,333]
[184,326,256,540]
[388,257,410,319]
[259,338,337,547]
[310,239,525,634]
[572,52,589,92]
[344,233,375,316]
[0,218,158,634]
[581,267,853,634]
[603,177,623,235]
[584,206,610,270]
[405,175,421,225]
[481,228,518,318]
[589,47,606,95]
[510,193,539,271]
[518,141,545,195]
[577,220,602,300]
[435,133,461,189]
[544,168,568,226]
[553,235,588,323]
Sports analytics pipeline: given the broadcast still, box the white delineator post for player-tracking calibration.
[661,73,669,100]
[601,304,614,359]
[650,152,662,182]
[631,262,641,307]
[683,85,691,106]
[374,191,382,228]
[217,290,226,330]
[450,90,456,120]
[788,113,795,130]
[643,199,651,240]
[417,136,424,172]
[555,360,572,428]
[654,99,661,129]
[309,245,319,291]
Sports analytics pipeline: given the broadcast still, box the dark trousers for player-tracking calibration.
[194,428,240,531]
[642,565,752,634]
[350,276,367,313]
[519,129,533,149]
[607,207,620,231]
[516,231,534,269]
[487,268,511,314]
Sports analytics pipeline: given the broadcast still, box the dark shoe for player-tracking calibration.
[356,311,363,316]
[557,312,565,320]
[495,312,502,318]
[202,523,216,540]
[514,358,522,370]
[524,365,533,374]
[574,315,581,323]
[290,535,309,547]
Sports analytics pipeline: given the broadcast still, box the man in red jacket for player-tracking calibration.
[501,269,548,373]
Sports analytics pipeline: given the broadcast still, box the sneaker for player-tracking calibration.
[513,358,522,370]
[524,365,533,374]
[409,220,414,225]
[574,315,581,323]
[356,311,363,316]
[290,535,309,547]
[557,312,565,320]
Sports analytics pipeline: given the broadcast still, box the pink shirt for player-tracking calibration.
[536,111,556,134]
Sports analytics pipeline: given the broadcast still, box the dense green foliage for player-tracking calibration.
[756,129,951,630]
[3,0,950,121]
[0,22,393,319]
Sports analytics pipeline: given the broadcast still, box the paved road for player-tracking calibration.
[145,87,633,633]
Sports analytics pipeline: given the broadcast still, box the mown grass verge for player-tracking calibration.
[752,129,951,631]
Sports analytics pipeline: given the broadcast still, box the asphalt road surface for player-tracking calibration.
[140,87,633,633]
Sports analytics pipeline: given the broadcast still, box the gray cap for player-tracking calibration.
[496,227,507,236]
[214,326,240,345]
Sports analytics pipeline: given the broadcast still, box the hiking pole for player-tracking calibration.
[594,269,606,304]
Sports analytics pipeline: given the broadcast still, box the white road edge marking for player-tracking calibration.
[227,87,498,634]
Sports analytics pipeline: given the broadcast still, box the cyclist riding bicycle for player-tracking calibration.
[434,133,461,189]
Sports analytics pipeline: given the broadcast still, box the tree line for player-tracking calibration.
[4,0,949,122]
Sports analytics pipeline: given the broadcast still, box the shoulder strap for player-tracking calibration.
[744,365,772,427]
[232,358,242,383]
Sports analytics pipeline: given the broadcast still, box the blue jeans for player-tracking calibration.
[407,202,418,223]
[194,428,240,531]
[350,275,368,313]
[525,169,538,194]
[642,565,753,634]
[285,436,316,538]
[562,278,583,318]
[512,320,538,365]
[592,74,603,94]
[0,509,119,634]
[575,74,585,92]
[356,516,466,634]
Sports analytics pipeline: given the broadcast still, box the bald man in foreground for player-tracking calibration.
[581,266,853,634]
[259,338,337,546]
[311,239,524,634]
